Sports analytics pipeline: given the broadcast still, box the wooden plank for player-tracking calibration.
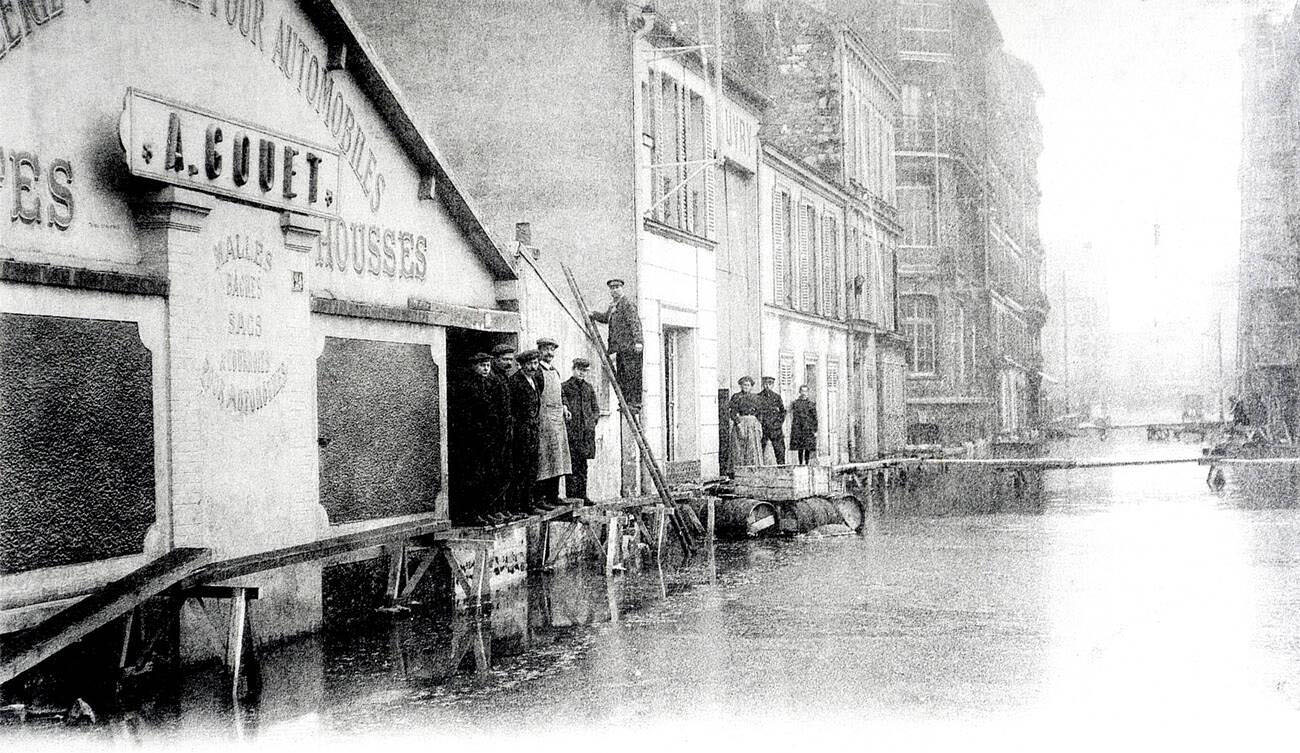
[181,518,449,589]
[0,547,211,685]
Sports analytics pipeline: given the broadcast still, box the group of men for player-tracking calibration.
[450,278,642,527]
[452,340,600,526]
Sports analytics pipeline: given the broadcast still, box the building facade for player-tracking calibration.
[0,0,520,639]
[834,0,1048,447]
[354,1,774,485]
[1239,7,1300,440]
[755,2,908,461]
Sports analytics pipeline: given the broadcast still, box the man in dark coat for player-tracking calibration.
[590,278,643,410]
[508,349,543,517]
[562,358,600,503]
[756,376,787,465]
[491,343,518,382]
[789,384,818,465]
[452,353,511,526]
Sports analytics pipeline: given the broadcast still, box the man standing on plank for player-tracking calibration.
[563,357,600,503]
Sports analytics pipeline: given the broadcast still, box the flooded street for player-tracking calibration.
[11,433,1300,749]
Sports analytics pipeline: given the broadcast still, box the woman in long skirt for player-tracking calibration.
[729,376,763,467]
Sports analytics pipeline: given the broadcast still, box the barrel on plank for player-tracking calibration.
[777,496,845,534]
[713,498,780,538]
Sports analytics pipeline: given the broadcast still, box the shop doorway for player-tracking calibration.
[662,326,697,462]
[446,327,515,524]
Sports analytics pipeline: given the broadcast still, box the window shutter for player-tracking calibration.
[798,205,813,311]
[773,189,788,305]
[677,84,689,227]
[779,352,795,394]
[822,215,838,318]
[653,70,667,224]
[704,99,716,240]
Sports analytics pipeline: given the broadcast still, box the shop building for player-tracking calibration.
[0,0,521,641]
[352,1,768,486]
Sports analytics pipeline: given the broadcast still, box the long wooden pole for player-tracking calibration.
[560,263,676,511]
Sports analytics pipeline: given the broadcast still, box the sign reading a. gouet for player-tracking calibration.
[120,88,342,219]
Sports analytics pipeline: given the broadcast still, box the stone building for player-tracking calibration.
[751,1,908,461]
[0,0,521,640]
[1239,6,1300,441]
[832,0,1049,447]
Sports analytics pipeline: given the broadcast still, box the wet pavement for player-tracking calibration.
[9,432,1300,748]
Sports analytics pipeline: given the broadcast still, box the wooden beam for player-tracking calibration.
[0,548,211,685]
[180,518,449,590]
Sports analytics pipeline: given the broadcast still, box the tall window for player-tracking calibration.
[645,70,712,238]
[900,295,937,374]
[773,188,794,307]
[821,214,839,318]
[899,0,951,55]
[898,84,934,152]
[798,204,816,311]
[898,184,935,246]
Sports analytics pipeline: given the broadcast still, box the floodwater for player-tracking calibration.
[10,431,1300,749]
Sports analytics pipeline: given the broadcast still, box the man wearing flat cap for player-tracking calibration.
[507,349,543,517]
[490,343,518,383]
[562,357,600,502]
[590,278,643,410]
[756,376,787,465]
[451,352,510,526]
[533,337,572,511]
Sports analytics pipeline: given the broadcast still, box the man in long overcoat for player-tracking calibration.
[756,376,787,465]
[789,384,818,465]
[508,349,543,516]
[534,337,572,509]
[590,278,643,410]
[562,358,600,502]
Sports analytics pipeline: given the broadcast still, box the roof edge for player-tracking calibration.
[304,0,517,281]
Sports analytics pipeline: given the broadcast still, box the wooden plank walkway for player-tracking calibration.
[835,456,1300,473]
[179,517,450,590]
[0,547,211,685]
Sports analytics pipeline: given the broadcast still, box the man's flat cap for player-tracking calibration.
[572,357,591,369]
[469,352,492,363]
[491,344,517,356]
[536,336,558,348]
[606,278,625,288]
[516,349,541,364]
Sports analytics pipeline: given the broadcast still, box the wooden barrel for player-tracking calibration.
[714,498,780,538]
[833,494,866,532]
[779,496,846,534]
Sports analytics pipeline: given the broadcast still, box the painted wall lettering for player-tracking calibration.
[3,147,75,231]
[121,89,341,219]
[202,232,286,414]
[159,0,388,213]
[0,0,89,64]
[315,219,427,281]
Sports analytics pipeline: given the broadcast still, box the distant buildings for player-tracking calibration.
[835,0,1049,446]
[1042,242,1112,418]
[1240,7,1300,440]
[349,0,1048,474]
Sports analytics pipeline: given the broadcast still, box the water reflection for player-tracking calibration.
[11,434,1300,745]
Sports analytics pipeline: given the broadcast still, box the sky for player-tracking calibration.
[982,0,1271,408]
[986,0,1252,333]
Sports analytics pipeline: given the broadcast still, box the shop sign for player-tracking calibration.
[119,88,341,219]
